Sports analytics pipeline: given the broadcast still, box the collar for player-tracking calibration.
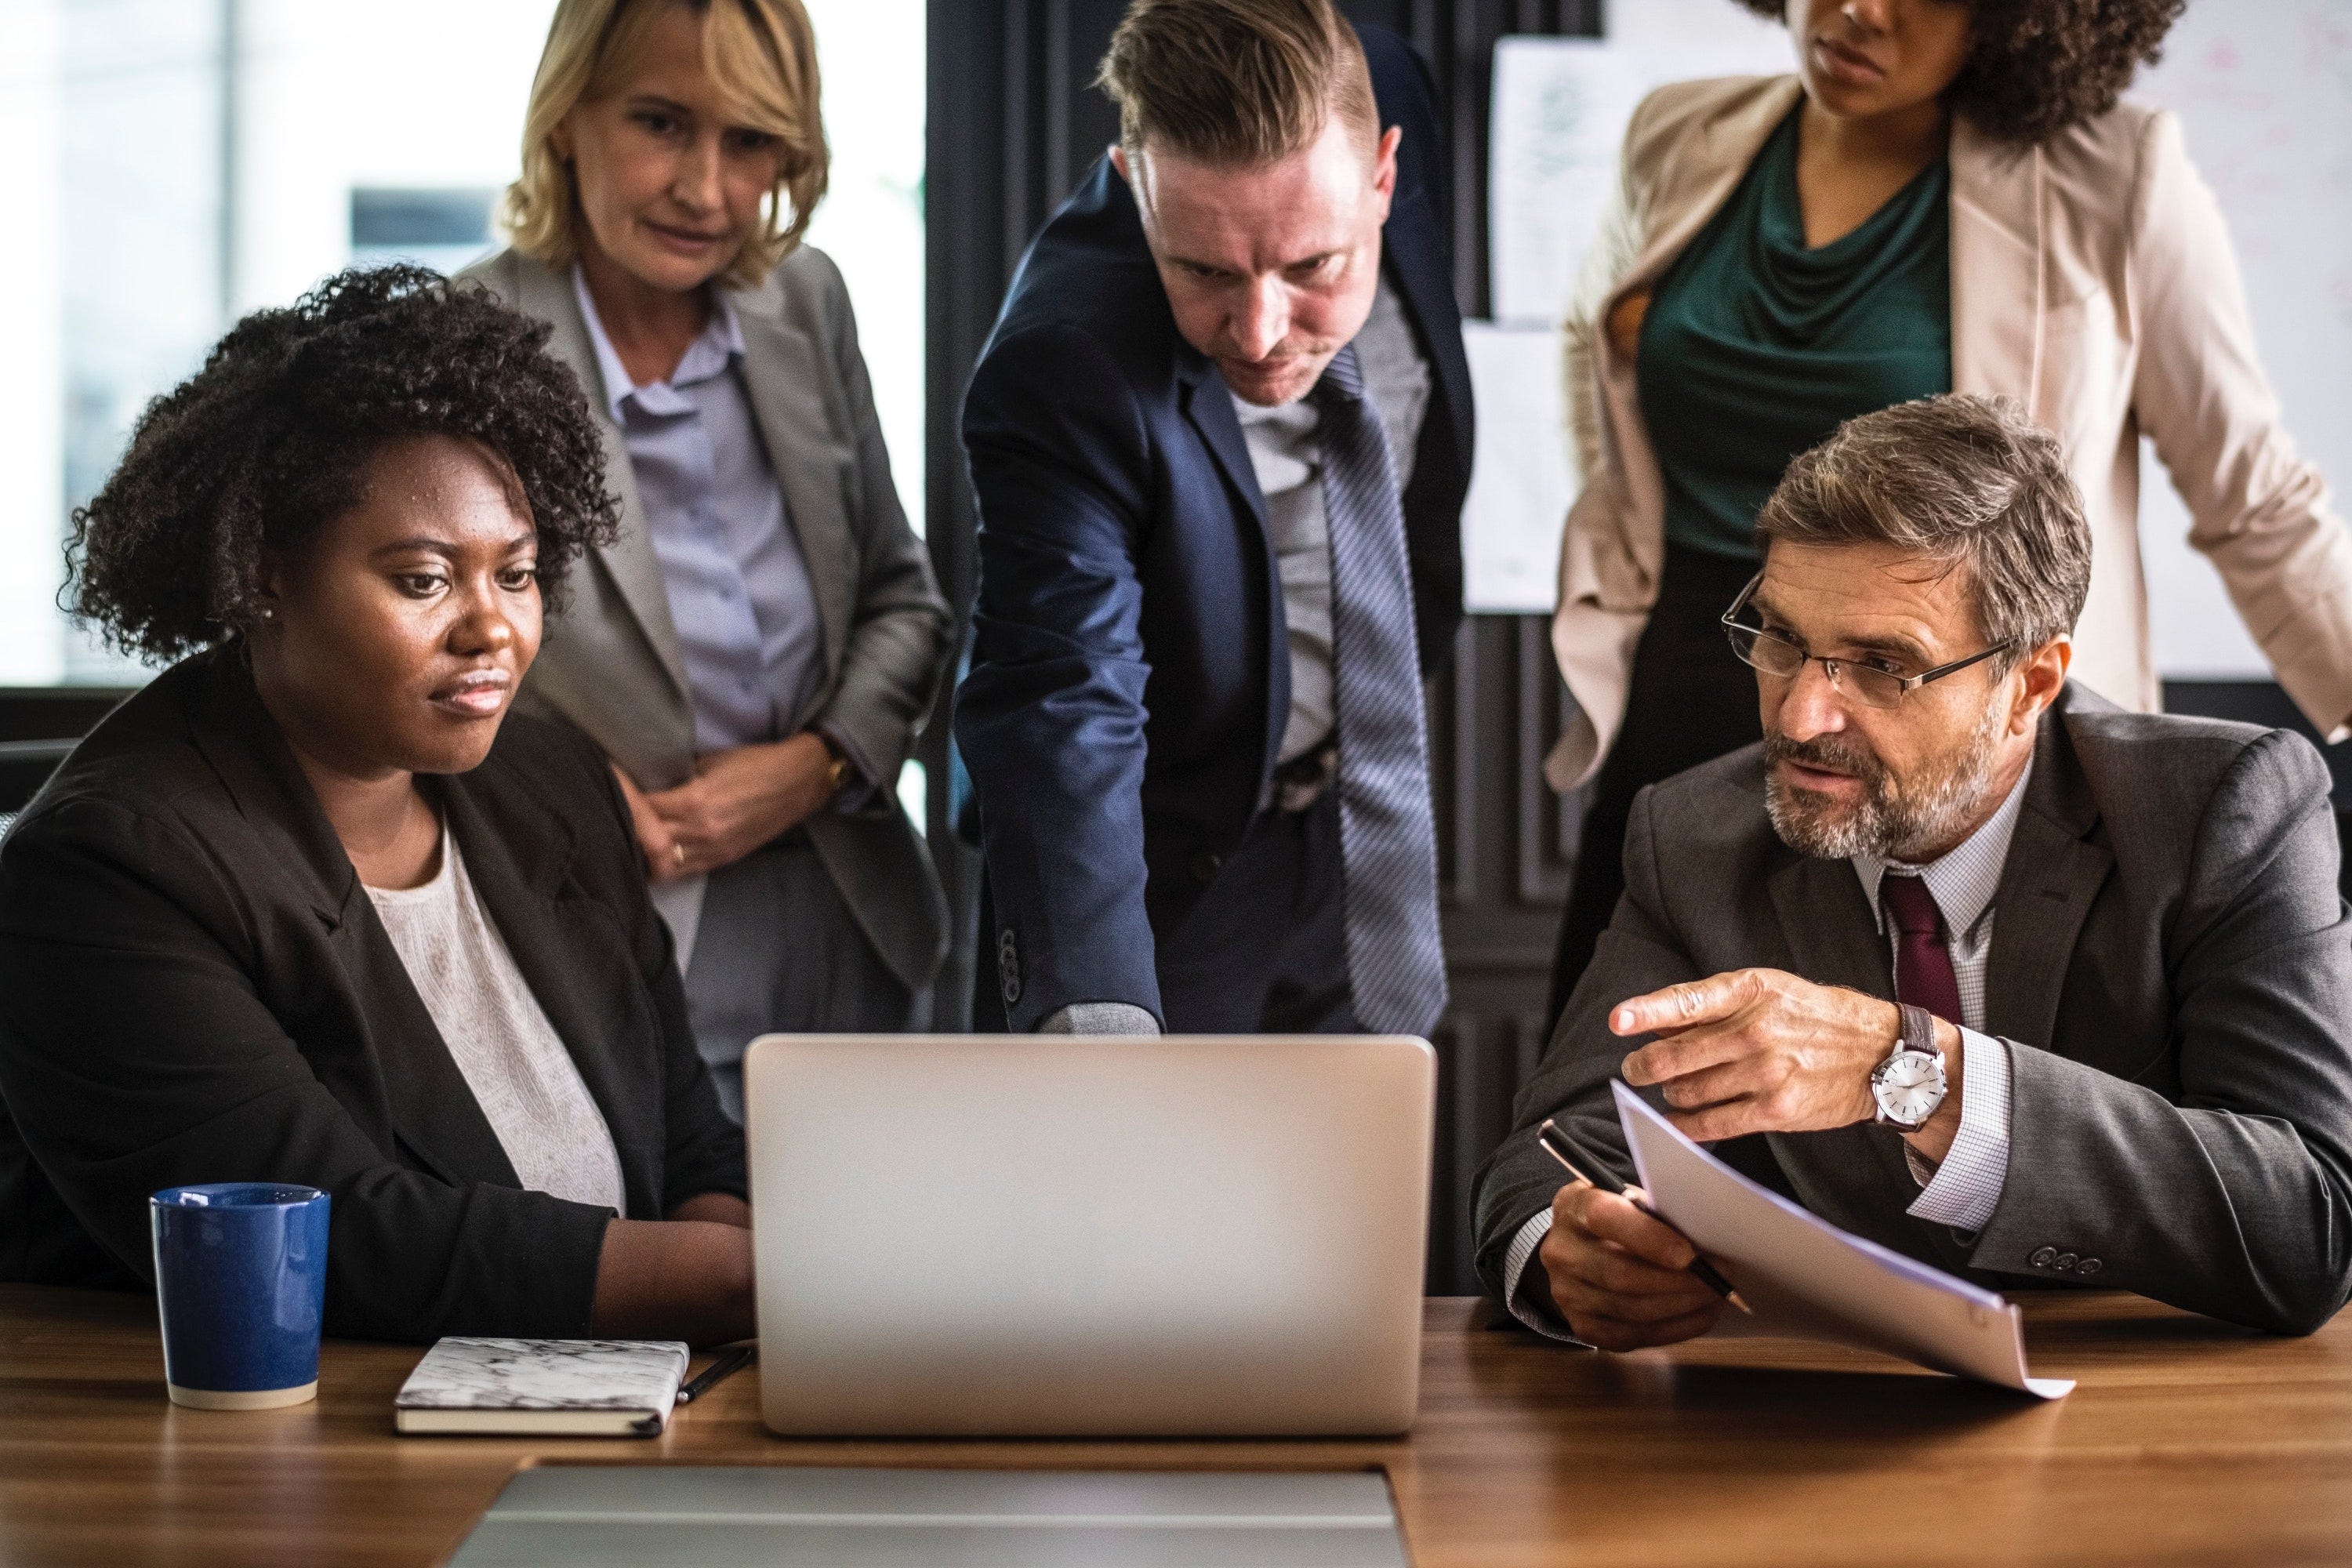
[570,264,745,422]
[1853,757,2034,940]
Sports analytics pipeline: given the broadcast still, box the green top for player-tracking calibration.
[1638,105,1953,560]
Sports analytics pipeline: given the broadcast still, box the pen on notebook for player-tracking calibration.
[1537,1118,1752,1315]
[675,1345,756,1404]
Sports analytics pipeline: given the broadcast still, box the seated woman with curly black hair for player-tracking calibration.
[0,266,753,1345]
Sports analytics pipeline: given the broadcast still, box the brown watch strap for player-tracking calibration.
[818,735,851,797]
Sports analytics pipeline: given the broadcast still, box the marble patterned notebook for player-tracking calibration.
[395,1338,692,1436]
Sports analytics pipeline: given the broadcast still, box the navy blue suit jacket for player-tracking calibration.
[956,26,1472,1030]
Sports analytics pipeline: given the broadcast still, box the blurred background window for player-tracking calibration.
[0,0,925,687]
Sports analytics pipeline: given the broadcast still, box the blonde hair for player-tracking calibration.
[502,0,829,287]
[1095,0,1377,168]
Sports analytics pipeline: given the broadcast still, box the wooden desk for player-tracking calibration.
[4,1287,2348,1566]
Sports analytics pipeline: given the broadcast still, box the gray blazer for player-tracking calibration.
[1477,684,2352,1336]
[460,246,952,992]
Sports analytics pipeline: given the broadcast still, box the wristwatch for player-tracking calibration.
[816,733,852,798]
[1870,1003,1948,1130]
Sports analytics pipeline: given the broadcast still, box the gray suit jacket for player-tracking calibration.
[1478,684,2352,1336]
[460,246,951,992]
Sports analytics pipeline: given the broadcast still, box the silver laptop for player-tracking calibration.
[742,1033,1435,1439]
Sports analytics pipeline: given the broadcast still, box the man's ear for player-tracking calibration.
[1370,124,1401,217]
[1110,143,1131,184]
[2012,636,2071,735]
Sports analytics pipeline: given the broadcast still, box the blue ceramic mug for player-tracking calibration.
[149,1184,330,1410]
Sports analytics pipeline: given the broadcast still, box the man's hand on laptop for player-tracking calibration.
[1610,968,1961,1158]
[1536,1181,1723,1349]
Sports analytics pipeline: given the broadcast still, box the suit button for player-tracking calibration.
[1190,851,1222,884]
[2054,1252,2078,1272]
[2077,1258,2103,1277]
[2030,1247,2057,1268]
[996,929,1022,1006]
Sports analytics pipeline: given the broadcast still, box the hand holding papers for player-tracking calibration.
[1613,1081,2074,1399]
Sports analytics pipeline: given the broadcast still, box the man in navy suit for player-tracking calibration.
[957,0,1472,1035]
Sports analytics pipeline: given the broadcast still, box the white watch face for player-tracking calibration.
[1874,1050,1947,1126]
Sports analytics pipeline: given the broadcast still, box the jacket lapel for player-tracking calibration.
[1590,77,1800,584]
[185,648,357,931]
[332,889,524,1193]
[731,284,852,699]
[1760,847,1923,1238]
[184,652,521,1189]
[1379,183,1472,474]
[1176,349,1288,775]
[1981,703,2110,1049]
[439,776,662,1219]
[1947,116,2047,415]
[1616,77,1802,314]
[513,254,695,706]
[1766,849,1894,1004]
[1759,838,1993,1264]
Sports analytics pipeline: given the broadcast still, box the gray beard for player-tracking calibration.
[1763,702,2005,862]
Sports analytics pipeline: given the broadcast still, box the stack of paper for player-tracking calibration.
[1614,1081,2073,1398]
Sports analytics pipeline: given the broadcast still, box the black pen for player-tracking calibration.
[1537,1119,1752,1314]
[675,1345,756,1404]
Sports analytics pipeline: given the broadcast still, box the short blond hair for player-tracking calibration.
[1095,0,1377,168]
[502,0,828,287]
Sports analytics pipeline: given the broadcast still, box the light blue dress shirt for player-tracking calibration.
[573,269,829,758]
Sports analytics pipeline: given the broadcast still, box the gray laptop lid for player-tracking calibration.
[742,1035,1435,1438]
[447,1466,1410,1567]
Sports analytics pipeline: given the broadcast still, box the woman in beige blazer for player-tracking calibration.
[463,0,953,1114]
[1544,0,2352,1022]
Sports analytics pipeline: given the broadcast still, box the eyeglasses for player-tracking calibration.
[1719,573,2010,710]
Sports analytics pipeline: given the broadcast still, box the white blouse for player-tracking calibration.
[366,829,626,1214]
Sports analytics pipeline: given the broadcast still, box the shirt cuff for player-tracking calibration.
[1038,1001,1161,1036]
[1500,1207,1583,1342]
[1905,1026,2013,1233]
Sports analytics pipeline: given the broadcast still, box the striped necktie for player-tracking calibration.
[1308,344,1447,1036]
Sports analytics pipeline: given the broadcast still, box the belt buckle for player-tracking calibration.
[1272,739,1338,814]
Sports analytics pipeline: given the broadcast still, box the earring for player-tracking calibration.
[257,606,274,622]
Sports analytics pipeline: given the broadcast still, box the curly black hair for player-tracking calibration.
[67,263,619,661]
[1731,0,2187,145]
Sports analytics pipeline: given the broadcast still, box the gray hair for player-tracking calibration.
[1754,394,2091,661]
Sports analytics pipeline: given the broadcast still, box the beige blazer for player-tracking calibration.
[460,246,953,991]
[1547,74,2352,790]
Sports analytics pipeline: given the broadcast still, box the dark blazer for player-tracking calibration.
[0,648,746,1343]
[1476,684,2352,1336]
[956,24,1474,1030]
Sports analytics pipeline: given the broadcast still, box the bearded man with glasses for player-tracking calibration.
[1475,392,2352,1347]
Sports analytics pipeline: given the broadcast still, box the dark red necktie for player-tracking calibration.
[1880,873,1964,1025]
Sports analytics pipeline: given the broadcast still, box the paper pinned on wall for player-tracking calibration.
[1461,321,1573,614]
[1603,0,1796,82]
[1488,38,1646,328]
[1490,11,1793,328]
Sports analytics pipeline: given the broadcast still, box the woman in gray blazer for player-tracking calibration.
[463,0,952,1115]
